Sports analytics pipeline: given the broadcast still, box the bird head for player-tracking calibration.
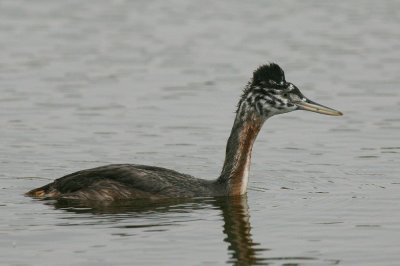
[238,63,342,118]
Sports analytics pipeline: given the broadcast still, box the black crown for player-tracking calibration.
[252,63,286,86]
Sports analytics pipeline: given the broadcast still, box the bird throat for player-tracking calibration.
[218,113,264,195]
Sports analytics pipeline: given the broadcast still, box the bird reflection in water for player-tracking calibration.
[49,196,268,265]
[216,196,266,265]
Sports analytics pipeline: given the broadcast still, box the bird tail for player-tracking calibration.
[25,184,53,198]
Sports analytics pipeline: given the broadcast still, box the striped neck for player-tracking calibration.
[217,112,264,195]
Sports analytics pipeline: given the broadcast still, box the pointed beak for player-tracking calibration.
[294,98,343,116]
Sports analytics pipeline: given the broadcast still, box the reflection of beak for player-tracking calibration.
[294,98,343,116]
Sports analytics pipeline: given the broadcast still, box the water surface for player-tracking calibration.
[1,0,399,265]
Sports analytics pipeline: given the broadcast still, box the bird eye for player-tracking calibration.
[282,92,289,98]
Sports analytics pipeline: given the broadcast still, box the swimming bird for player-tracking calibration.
[26,63,342,201]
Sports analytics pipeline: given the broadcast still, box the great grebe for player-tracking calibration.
[26,63,342,201]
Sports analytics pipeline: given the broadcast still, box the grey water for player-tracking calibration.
[1,0,399,265]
